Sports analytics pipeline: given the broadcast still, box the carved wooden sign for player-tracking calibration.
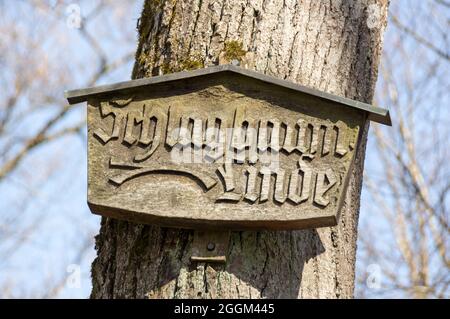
[66,65,390,230]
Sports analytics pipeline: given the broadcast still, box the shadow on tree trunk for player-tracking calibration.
[91,217,324,298]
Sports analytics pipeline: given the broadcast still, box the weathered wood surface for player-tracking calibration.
[87,72,364,230]
[91,0,389,298]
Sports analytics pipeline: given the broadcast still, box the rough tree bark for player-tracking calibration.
[91,0,389,298]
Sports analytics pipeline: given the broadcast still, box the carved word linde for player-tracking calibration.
[94,98,354,208]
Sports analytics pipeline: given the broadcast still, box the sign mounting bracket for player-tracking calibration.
[190,230,231,264]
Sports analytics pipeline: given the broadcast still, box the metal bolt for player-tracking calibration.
[207,242,215,251]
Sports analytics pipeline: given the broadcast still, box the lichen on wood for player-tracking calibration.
[161,54,204,73]
[223,41,247,61]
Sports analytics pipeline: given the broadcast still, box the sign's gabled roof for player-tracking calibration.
[65,64,391,126]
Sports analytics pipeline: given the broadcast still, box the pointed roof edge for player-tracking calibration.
[64,64,391,126]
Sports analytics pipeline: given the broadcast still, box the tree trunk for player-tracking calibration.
[91,0,389,299]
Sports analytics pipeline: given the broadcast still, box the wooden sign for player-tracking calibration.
[65,65,391,230]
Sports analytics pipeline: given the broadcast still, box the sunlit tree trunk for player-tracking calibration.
[91,0,389,298]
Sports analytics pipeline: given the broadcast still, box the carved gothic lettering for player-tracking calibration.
[93,101,125,144]
[314,168,337,207]
[296,119,309,154]
[231,119,258,164]
[322,125,332,156]
[282,122,297,153]
[269,120,281,152]
[216,164,242,202]
[288,161,313,204]
[123,108,143,146]
[217,164,235,192]
[259,166,272,202]
[274,168,287,204]
[134,104,165,162]
[204,118,225,162]
[335,122,348,157]
[244,166,259,202]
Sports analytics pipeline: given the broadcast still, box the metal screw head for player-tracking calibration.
[207,242,215,251]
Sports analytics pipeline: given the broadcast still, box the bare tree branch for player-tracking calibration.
[390,14,450,62]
